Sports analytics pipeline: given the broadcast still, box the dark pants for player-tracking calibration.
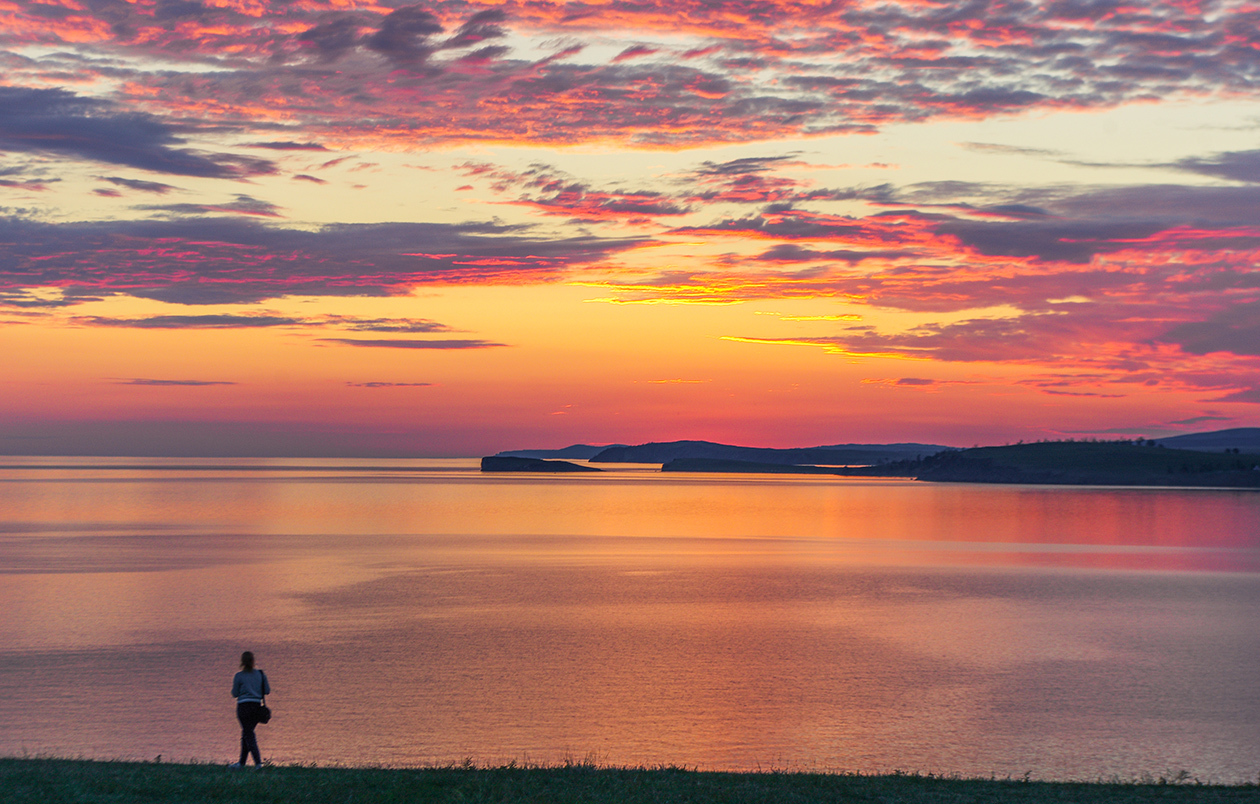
[237,701,264,765]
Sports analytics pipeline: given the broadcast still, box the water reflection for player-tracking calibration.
[0,459,1256,780]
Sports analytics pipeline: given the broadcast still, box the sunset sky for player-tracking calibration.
[2,0,1259,456]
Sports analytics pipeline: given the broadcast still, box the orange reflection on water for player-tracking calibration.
[0,460,1257,780]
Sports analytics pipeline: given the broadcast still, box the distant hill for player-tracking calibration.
[813,442,955,455]
[881,441,1260,487]
[590,440,952,466]
[489,429,1260,486]
[1154,428,1260,453]
[496,444,626,459]
[662,441,1260,487]
[661,458,851,474]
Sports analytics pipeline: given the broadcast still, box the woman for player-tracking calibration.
[230,650,270,768]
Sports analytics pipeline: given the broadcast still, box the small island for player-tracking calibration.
[480,456,601,473]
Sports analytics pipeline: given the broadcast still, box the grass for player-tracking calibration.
[4,758,1258,804]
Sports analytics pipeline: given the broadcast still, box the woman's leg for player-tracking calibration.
[238,726,251,766]
[237,703,262,766]
[243,721,261,765]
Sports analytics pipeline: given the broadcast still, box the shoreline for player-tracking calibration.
[4,757,1257,804]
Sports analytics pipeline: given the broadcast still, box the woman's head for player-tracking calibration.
[240,651,255,671]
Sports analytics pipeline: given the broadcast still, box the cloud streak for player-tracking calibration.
[320,338,506,349]
[79,314,305,329]
[0,217,647,305]
[113,378,237,386]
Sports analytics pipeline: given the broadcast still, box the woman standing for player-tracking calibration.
[230,650,270,768]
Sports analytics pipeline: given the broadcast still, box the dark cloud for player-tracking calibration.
[297,15,364,63]
[365,5,444,66]
[0,290,82,308]
[75,313,455,332]
[1039,388,1126,398]
[716,273,1260,398]
[980,204,1054,220]
[691,156,801,176]
[1160,302,1260,357]
[100,177,178,195]
[1170,415,1232,426]
[613,45,658,63]
[137,194,283,218]
[0,178,55,191]
[346,381,434,387]
[753,243,918,264]
[132,59,863,148]
[818,265,1166,315]
[459,45,510,63]
[1212,388,1260,404]
[151,0,209,23]
[729,306,1172,364]
[675,209,924,244]
[332,317,451,333]
[1051,184,1260,225]
[941,88,1045,112]
[466,155,892,220]
[0,163,58,193]
[320,338,505,349]
[78,314,303,328]
[459,162,689,220]
[0,88,276,178]
[114,378,236,386]
[444,8,507,50]
[293,174,327,184]
[673,179,1260,273]
[298,7,505,66]
[959,143,1065,158]
[935,218,1167,263]
[9,0,1260,148]
[0,216,646,305]
[245,141,329,151]
[688,174,814,205]
[1170,150,1260,183]
[753,315,1084,362]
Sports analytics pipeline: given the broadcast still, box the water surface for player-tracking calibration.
[0,457,1256,781]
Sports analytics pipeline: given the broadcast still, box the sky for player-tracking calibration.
[2,0,1260,456]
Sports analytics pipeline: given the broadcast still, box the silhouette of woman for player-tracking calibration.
[230,650,270,768]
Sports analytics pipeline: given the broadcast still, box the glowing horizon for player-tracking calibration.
[2,0,1259,456]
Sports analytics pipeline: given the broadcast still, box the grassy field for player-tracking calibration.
[4,758,1258,804]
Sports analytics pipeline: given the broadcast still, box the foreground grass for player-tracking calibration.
[4,759,1258,804]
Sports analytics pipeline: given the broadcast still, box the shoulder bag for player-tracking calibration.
[257,670,272,724]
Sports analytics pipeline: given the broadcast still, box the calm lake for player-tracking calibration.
[0,457,1257,782]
